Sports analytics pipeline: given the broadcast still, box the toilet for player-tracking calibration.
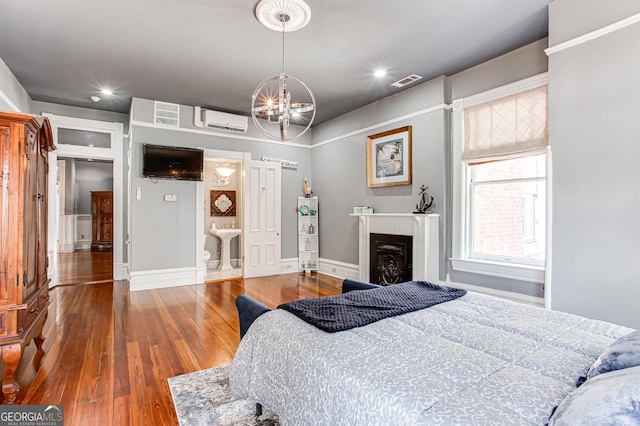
[203,234,211,268]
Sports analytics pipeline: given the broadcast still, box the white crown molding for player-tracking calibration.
[545,12,640,56]
[130,120,313,149]
[311,103,452,149]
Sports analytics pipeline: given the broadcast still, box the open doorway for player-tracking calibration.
[44,113,125,287]
[57,157,114,285]
[203,157,243,281]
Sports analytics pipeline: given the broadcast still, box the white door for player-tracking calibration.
[243,160,281,278]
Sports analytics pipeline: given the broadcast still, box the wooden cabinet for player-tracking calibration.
[91,191,113,250]
[0,111,55,404]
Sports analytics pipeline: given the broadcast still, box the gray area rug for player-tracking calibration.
[168,364,279,426]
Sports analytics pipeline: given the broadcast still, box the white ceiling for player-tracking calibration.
[0,0,551,125]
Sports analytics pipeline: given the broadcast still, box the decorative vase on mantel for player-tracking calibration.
[414,185,434,214]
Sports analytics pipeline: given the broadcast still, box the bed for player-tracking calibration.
[230,280,639,425]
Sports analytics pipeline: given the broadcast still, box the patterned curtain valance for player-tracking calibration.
[463,85,548,164]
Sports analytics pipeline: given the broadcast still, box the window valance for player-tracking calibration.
[463,85,548,164]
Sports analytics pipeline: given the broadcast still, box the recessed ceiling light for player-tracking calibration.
[100,89,114,95]
[374,69,387,78]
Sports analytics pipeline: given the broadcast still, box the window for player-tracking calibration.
[469,154,546,266]
[451,74,548,282]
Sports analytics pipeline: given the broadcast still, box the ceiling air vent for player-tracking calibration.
[154,101,180,127]
[391,74,423,88]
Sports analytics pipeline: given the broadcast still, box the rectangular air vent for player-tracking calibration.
[391,74,423,88]
[154,101,180,127]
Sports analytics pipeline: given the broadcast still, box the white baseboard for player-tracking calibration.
[444,275,544,307]
[129,267,199,292]
[318,258,359,280]
[114,263,128,281]
[280,258,298,274]
[75,241,91,250]
[58,243,75,253]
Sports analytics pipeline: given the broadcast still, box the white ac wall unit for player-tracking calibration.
[194,107,248,133]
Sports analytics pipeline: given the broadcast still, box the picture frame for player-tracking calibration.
[366,126,412,188]
[210,190,237,216]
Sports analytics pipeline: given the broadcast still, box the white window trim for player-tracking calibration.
[451,73,548,283]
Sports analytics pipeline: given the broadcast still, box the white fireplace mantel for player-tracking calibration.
[351,213,439,283]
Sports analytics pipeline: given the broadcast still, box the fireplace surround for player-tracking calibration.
[353,213,439,283]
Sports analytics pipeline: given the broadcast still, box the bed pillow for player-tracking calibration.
[587,330,640,378]
[548,365,640,425]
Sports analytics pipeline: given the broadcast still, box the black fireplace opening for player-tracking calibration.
[369,233,413,286]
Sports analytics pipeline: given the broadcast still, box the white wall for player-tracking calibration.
[548,0,640,328]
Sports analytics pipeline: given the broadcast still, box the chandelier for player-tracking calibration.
[252,0,316,142]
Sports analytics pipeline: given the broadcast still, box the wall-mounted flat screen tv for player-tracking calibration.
[143,144,203,181]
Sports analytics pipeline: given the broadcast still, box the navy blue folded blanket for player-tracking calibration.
[278,281,466,333]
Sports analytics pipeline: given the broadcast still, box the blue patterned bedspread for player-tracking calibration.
[278,281,466,333]
[231,292,634,425]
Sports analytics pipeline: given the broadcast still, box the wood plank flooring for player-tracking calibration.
[3,272,342,425]
[58,249,113,285]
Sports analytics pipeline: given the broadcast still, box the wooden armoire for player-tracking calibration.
[0,111,55,404]
[91,191,113,250]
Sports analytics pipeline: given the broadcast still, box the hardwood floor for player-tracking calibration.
[3,272,342,425]
[58,249,113,285]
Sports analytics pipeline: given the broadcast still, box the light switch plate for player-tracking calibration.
[164,194,177,202]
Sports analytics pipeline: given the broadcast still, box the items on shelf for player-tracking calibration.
[298,196,319,272]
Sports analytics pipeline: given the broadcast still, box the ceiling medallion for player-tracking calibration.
[251,0,316,142]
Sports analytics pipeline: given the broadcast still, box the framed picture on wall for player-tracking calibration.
[211,190,237,216]
[366,126,412,187]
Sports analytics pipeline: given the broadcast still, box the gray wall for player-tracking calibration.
[311,77,449,279]
[0,57,31,113]
[129,98,313,272]
[74,161,114,214]
[312,39,549,298]
[548,0,640,328]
